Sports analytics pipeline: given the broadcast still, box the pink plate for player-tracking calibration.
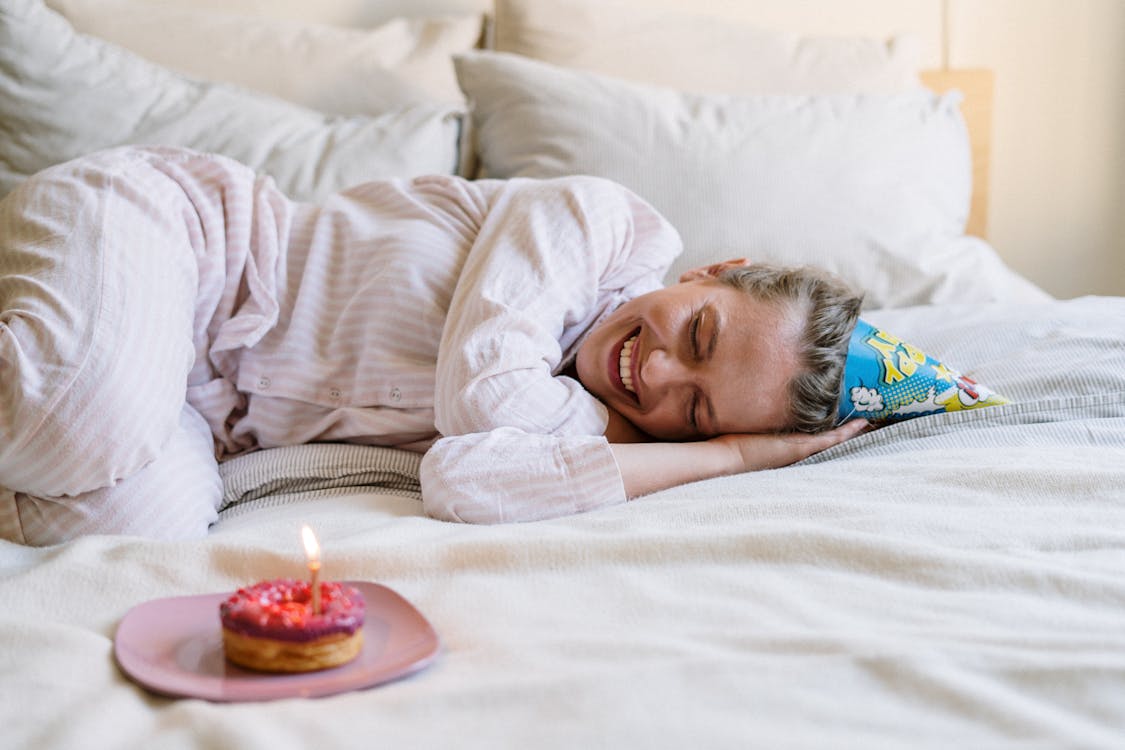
[114,581,440,702]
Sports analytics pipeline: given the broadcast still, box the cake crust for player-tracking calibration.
[221,628,365,673]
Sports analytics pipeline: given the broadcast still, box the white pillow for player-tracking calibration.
[455,52,1050,309]
[46,0,484,115]
[0,0,462,201]
[493,0,922,96]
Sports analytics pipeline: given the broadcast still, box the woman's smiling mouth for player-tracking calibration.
[615,328,641,402]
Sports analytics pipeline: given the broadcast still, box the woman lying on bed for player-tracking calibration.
[0,147,866,545]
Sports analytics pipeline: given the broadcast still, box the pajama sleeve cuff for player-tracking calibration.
[420,428,626,524]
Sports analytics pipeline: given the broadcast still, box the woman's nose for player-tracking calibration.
[641,347,691,389]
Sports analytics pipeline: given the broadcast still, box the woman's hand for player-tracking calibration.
[710,419,869,472]
[610,419,868,499]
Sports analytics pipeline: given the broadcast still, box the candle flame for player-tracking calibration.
[301,524,320,564]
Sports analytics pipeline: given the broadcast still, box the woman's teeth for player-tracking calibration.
[619,334,638,393]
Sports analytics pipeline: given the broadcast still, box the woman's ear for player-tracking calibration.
[678,258,750,283]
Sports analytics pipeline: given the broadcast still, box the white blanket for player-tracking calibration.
[2,296,1124,749]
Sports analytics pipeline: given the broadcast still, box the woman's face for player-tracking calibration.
[576,277,803,441]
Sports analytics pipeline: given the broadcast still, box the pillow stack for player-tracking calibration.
[0,0,1048,308]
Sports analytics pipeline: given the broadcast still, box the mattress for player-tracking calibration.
[3,295,1123,748]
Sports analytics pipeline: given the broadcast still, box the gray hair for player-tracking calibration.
[717,263,863,433]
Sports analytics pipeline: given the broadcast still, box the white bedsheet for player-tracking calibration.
[2,296,1124,749]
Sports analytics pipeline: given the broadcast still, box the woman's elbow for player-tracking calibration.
[418,448,502,524]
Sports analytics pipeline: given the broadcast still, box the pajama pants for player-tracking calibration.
[0,148,277,545]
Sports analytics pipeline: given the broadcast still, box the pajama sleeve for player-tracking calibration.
[422,176,680,523]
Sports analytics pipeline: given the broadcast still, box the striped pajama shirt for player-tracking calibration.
[0,147,681,543]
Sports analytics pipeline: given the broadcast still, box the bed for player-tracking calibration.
[2,0,1125,747]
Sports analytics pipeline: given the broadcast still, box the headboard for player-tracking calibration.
[920,68,994,239]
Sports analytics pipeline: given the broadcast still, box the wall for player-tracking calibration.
[949,0,1125,298]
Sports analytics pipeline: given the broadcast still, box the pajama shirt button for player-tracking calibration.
[329,388,342,400]
[257,377,271,390]
[390,387,402,402]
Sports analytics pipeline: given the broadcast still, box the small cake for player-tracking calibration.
[219,578,365,673]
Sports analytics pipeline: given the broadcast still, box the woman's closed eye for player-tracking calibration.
[684,312,703,435]
[691,305,719,361]
[688,306,719,436]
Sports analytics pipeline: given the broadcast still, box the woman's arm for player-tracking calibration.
[609,420,868,498]
[420,420,866,523]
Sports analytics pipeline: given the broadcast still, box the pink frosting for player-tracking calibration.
[219,578,365,642]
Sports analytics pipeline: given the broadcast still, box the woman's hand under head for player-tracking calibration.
[708,419,869,473]
[607,419,868,499]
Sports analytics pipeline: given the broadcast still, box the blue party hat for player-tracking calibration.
[838,319,1008,423]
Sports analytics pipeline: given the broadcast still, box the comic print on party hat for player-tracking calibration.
[837,319,1008,423]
